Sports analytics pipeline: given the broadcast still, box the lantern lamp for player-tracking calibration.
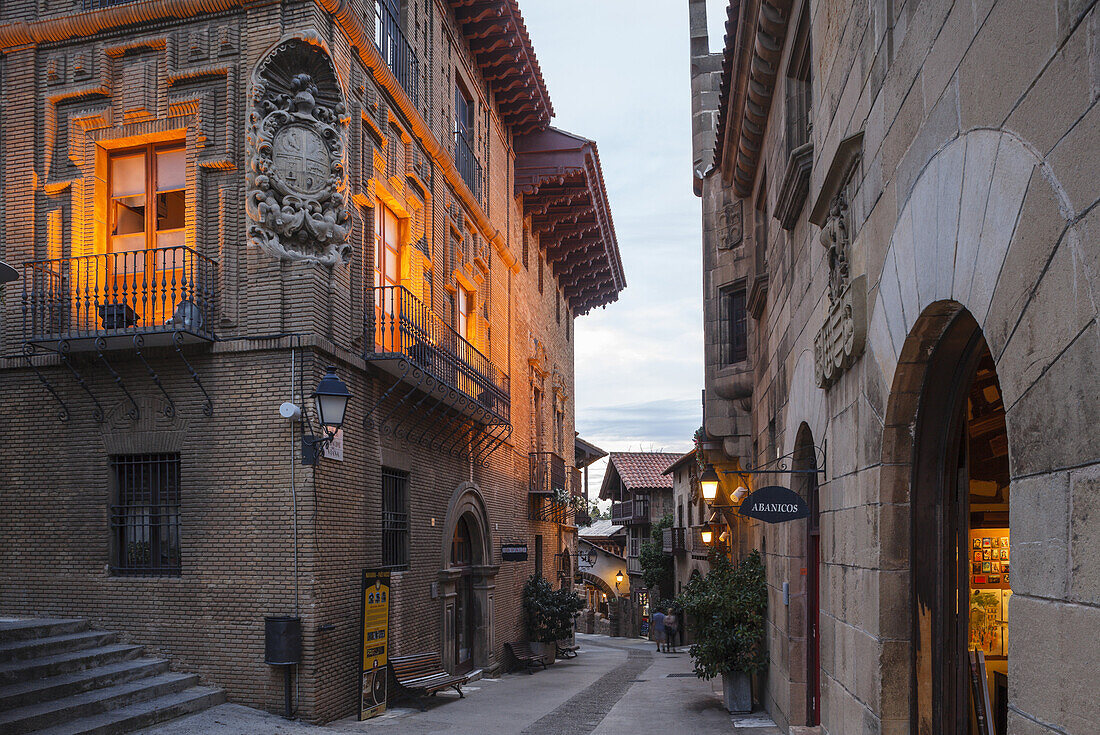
[312,365,351,433]
[302,366,353,465]
[699,465,719,501]
[616,570,624,585]
[700,527,714,544]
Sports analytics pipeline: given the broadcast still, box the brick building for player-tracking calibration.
[689,0,1099,733]
[0,0,624,723]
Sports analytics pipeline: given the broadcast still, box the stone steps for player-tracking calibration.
[0,618,223,735]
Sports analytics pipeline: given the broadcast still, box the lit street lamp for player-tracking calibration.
[699,465,719,502]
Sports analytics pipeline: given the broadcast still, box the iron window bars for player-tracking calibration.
[109,454,181,576]
[381,468,410,570]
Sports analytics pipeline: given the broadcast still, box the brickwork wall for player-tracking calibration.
[0,0,592,724]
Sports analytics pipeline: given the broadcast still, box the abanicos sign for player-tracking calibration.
[738,485,810,524]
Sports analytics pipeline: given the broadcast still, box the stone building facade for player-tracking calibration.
[690,0,1099,733]
[0,0,623,723]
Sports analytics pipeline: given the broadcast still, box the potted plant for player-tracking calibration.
[678,550,767,713]
[522,574,584,664]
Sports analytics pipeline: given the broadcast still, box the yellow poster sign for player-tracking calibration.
[359,569,391,720]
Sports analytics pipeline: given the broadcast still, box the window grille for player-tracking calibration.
[720,287,748,364]
[109,454,181,576]
[382,468,410,569]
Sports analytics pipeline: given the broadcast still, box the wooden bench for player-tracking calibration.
[505,642,547,674]
[556,642,579,659]
[388,653,467,711]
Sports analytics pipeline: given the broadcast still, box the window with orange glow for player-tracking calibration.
[107,143,186,273]
[375,201,402,288]
[456,286,475,344]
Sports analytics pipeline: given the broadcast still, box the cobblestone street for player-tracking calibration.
[134,635,780,735]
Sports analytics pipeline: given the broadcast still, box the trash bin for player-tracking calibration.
[264,616,302,665]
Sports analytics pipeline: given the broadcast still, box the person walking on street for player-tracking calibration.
[664,609,678,653]
[652,607,665,652]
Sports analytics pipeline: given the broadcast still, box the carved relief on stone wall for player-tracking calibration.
[813,185,864,388]
[716,196,743,250]
[247,34,351,266]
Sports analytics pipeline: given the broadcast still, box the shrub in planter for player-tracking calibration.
[677,550,767,712]
[522,574,584,660]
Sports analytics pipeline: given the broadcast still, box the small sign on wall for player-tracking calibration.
[323,429,344,461]
[737,485,810,523]
[501,543,528,562]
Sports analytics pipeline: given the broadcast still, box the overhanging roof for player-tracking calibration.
[447,0,554,133]
[514,127,626,315]
[575,434,608,468]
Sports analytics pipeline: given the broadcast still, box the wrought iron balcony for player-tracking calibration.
[367,285,509,424]
[529,451,566,495]
[610,497,650,525]
[22,246,217,349]
[454,132,482,203]
[529,495,569,525]
[662,527,686,554]
[374,0,419,107]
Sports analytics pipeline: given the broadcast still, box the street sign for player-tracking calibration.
[737,485,810,523]
[501,543,528,561]
[359,570,390,720]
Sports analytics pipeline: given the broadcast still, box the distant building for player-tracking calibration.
[661,451,711,603]
[597,452,680,636]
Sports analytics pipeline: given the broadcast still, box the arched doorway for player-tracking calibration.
[450,515,476,674]
[440,483,498,675]
[792,424,821,726]
[890,304,1011,733]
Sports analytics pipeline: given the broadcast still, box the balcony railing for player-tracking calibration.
[529,452,566,495]
[454,132,482,203]
[374,0,419,107]
[662,527,686,554]
[22,246,217,346]
[529,495,569,525]
[368,285,509,422]
[611,497,650,525]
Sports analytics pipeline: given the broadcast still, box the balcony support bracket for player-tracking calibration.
[474,423,513,463]
[22,345,70,422]
[173,333,213,416]
[58,341,104,422]
[363,360,412,424]
[388,371,438,441]
[95,337,140,421]
[133,335,175,418]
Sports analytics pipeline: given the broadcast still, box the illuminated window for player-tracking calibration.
[375,201,402,289]
[107,143,185,274]
[456,286,475,343]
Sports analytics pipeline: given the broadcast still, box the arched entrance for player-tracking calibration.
[440,483,498,675]
[887,304,1011,733]
[792,424,821,726]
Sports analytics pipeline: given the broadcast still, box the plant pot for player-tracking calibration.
[722,670,752,714]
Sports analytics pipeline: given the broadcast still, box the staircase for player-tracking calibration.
[0,618,224,735]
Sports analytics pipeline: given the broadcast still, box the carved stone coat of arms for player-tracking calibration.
[247,35,352,265]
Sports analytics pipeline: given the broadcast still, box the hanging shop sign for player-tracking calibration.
[358,569,391,720]
[738,485,810,524]
[501,543,529,562]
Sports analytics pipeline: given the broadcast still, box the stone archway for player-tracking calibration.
[870,128,1097,733]
[439,483,498,674]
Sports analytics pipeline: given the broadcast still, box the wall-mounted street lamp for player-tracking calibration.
[700,526,714,545]
[301,365,352,466]
[615,570,624,585]
[699,465,719,502]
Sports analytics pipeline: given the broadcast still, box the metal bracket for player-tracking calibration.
[58,341,104,422]
[95,337,140,421]
[133,335,175,418]
[173,333,212,416]
[22,344,69,421]
[720,444,827,478]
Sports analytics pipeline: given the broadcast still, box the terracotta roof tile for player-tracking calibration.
[608,452,681,491]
